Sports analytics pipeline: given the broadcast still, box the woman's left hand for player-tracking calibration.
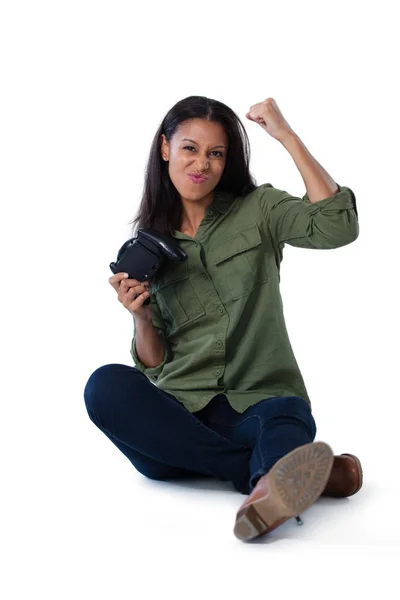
[246,97,295,142]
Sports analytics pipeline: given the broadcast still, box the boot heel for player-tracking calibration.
[234,504,269,541]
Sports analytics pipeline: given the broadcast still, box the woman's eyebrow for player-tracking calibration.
[181,138,227,149]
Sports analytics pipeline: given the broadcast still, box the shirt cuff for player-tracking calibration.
[130,329,170,383]
[302,183,358,218]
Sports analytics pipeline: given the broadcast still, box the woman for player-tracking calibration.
[84,95,362,542]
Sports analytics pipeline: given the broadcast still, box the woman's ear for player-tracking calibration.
[160,134,169,161]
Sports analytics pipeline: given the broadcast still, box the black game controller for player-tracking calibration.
[109,229,187,305]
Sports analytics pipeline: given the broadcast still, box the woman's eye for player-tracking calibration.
[183,146,223,157]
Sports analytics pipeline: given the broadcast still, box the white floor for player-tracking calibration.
[4,405,399,600]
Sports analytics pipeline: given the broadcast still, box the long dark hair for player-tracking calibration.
[128,95,258,237]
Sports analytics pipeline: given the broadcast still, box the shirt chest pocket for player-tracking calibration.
[150,261,205,334]
[209,223,268,303]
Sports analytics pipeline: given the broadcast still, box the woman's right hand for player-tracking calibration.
[108,273,152,322]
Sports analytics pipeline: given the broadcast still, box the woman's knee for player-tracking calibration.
[83,363,141,418]
[262,396,316,439]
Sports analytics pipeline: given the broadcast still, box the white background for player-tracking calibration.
[1,0,399,598]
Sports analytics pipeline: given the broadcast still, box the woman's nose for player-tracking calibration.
[196,159,209,170]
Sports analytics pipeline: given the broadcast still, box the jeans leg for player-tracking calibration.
[247,396,317,491]
[93,428,209,481]
[83,364,252,492]
[204,395,317,493]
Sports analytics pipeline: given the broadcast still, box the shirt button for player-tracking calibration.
[216,341,223,348]
[214,369,222,377]
[217,306,224,314]
[201,273,207,279]
[194,242,199,247]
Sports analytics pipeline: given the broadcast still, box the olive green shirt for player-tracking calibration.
[131,182,359,414]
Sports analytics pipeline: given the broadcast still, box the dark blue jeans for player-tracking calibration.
[83,364,317,495]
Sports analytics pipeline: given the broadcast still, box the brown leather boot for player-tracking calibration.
[234,441,334,541]
[321,453,363,498]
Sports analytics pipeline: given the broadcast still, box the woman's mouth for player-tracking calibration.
[189,174,207,183]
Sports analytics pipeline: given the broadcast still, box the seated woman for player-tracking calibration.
[84,95,362,542]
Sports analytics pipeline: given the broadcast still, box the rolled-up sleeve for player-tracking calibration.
[257,182,359,249]
[130,292,172,383]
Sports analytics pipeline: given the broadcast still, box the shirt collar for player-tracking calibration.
[211,188,235,214]
[172,188,235,238]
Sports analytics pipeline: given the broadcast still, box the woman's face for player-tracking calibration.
[160,118,228,201]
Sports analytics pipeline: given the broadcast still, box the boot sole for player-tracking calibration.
[234,441,334,541]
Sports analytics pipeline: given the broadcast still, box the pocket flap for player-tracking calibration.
[151,261,189,291]
[211,223,262,265]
